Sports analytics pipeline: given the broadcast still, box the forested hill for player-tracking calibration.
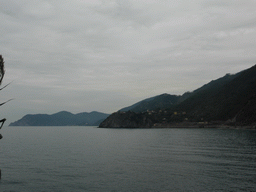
[174,64,256,123]
[99,64,256,128]
[9,111,110,126]
[119,93,180,113]
[118,72,240,113]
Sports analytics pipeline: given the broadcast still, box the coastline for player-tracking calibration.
[99,120,256,129]
[152,121,256,129]
[154,125,256,130]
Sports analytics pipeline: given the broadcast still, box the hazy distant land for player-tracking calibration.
[9,111,109,126]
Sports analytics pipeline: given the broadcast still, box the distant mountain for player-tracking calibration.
[100,64,256,128]
[9,111,110,126]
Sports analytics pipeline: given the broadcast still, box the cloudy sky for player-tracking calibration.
[1,0,256,123]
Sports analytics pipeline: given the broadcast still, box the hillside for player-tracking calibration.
[99,65,256,128]
[119,93,180,113]
[9,111,110,126]
[118,73,239,113]
[174,64,256,122]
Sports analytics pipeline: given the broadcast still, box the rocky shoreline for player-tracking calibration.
[151,122,256,129]
[99,121,256,129]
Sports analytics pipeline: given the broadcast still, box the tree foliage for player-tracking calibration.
[0,55,6,139]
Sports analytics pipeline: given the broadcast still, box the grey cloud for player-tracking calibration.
[0,0,256,123]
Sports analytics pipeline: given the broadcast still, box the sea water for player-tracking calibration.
[0,126,255,192]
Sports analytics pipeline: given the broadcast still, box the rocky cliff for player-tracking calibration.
[99,111,154,128]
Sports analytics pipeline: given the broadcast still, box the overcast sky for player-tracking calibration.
[1,0,256,124]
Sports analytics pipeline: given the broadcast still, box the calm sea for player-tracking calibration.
[0,126,255,192]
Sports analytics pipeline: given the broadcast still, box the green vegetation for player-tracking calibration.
[119,93,180,113]
[0,55,7,139]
